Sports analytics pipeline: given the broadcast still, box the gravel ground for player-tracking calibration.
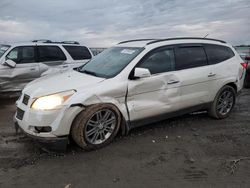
[0,89,250,188]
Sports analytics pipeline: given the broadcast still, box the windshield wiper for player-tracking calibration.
[81,69,97,77]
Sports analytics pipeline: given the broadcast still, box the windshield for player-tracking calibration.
[0,45,10,58]
[79,47,143,78]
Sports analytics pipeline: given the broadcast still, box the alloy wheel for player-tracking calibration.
[217,89,234,116]
[84,109,117,145]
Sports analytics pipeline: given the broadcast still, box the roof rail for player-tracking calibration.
[118,39,158,44]
[32,39,52,43]
[61,41,80,45]
[146,37,226,45]
[32,40,80,45]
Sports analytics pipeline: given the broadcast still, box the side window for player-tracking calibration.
[204,44,235,64]
[137,48,175,74]
[6,48,18,62]
[175,46,207,70]
[6,46,35,64]
[38,46,66,62]
[63,45,92,60]
[20,47,35,63]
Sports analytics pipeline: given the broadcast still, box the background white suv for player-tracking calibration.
[14,37,246,150]
[0,40,92,95]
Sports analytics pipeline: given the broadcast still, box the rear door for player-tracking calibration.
[174,44,211,109]
[3,46,39,90]
[203,44,238,96]
[127,46,181,123]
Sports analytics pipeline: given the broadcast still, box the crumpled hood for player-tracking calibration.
[23,70,105,97]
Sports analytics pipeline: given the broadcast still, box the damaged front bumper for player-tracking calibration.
[13,93,84,149]
[14,119,69,150]
[14,121,69,144]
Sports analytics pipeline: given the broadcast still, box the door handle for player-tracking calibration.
[208,73,216,77]
[62,65,69,68]
[167,80,180,84]
[30,68,36,71]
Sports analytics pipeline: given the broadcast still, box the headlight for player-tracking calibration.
[31,90,75,110]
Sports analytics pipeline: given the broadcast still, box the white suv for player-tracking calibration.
[0,40,92,95]
[14,38,246,150]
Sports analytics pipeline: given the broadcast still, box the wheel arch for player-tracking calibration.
[69,102,129,137]
[225,82,237,93]
[210,81,238,107]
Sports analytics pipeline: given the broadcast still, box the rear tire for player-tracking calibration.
[71,104,121,150]
[209,85,236,119]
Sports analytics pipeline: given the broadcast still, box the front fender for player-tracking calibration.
[68,93,129,121]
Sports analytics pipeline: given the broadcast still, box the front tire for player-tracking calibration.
[209,85,236,119]
[71,104,121,150]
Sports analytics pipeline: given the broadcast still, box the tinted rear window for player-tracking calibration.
[63,45,92,60]
[175,46,207,70]
[204,44,235,64]
[38,46,66,62]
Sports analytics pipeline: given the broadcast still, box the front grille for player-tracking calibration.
[22,94,30,105]
[16,108,25,120]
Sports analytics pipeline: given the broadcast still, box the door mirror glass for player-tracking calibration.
[134,67,151,79]
[5,59,16,68]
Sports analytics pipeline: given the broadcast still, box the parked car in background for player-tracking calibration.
[15,37,246,150]
[235,46,250,88]
[0,40,92,96]
[243,55,250,88]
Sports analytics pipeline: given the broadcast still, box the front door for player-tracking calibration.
[3,46,39,91]
[127,47,181,124]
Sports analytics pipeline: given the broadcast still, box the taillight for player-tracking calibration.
[241,62,248,69]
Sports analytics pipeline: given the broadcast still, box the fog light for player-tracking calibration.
[34,126,52,133]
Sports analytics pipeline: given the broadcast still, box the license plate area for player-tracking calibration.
[16,108,25,120]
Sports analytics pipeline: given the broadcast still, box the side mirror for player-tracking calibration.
[5,59,16,68]
[134,67,151,79]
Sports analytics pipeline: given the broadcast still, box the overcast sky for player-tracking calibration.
[0,0,249,47]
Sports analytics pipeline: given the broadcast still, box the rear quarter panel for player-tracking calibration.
[209,54,242,101]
